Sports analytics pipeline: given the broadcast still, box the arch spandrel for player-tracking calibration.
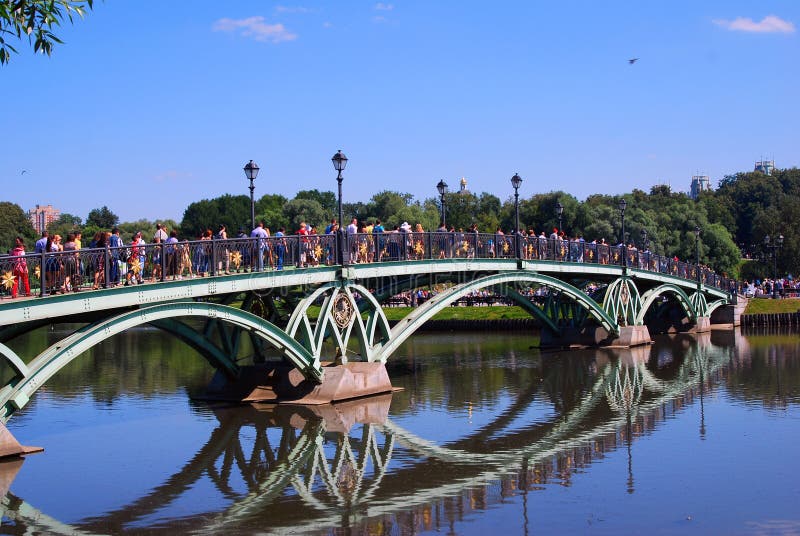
[375,272,618,361]
[637,284,696,325]
[286,282,391,364]
[602,277,642,327]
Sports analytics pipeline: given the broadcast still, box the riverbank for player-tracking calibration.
[320,299,800,327]
[741,298,800,327]
[743,297,800,314]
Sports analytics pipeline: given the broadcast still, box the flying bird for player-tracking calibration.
[628,58,639,65]
[20,170,26,175]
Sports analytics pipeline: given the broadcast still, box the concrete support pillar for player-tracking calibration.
[540,324,652,348]
[199,362,393,404]
[688,316,711,333]
[0,422,42,460]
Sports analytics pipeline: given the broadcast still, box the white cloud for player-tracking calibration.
[713,15,795,34]
[375,3,394,10]
[372,15,387,23]
[212,16,297,43]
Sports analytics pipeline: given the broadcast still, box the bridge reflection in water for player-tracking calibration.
[0,334,733,535]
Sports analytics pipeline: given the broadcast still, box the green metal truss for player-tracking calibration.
[376,272,618,361]
[0,301,320,422]
[690,290,709,318]
[637,283,696,325]
[286,282,392,364]
[602,277,643,327]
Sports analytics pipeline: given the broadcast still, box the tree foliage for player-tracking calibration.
[295,189,336,218]
[181,194,252,238]
[283,198,325,232]
[0,0,95,64]
[86,205,118,229]
[0,201,36,253]
[45,212,82,239]
[256,194,290,232]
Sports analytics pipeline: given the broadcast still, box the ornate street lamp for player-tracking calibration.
[640,228,649,250]
[764,234,784,298]
[511,173,523,258]
[243,160,260,230]
[694,226,702,288]
[555,201,564,232]
[332,150,348,265]
[437,179,448,227]
[618,198,627,269]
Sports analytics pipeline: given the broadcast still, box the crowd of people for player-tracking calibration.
[2,217,732,299]
[743,278,800,298]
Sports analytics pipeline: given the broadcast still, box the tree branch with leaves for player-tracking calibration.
[0,0,95,64]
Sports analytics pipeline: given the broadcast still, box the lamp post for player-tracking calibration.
[694,226,701,289]
[511,173,523,259]
[332,150,348,265]
[437,180,448,227]
[243,160,260,230]
[555,201,564,233]
[764,234,784,298]
[640,229,649,249]
[618,198,627,269]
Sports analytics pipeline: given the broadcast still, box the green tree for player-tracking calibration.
[181,194,253,238]
[475,193,501,232]
[716,171,783,249]
[294,190,336,218]
[443,191,480,231]
[342,201,368,224]
[283,198,326,231]
[0,201,36,252]
[366,191,413,226]
[86,206,119,229]
[256,194,290,232]
[118,219,157,243]
[45,212,82,238]
[0,0,95,64]
[701,223,741,277]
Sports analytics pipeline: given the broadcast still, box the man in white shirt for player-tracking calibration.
[345,218,358,262]
[250,222,268,271]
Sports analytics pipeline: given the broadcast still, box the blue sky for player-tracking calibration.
[2,1,798,223]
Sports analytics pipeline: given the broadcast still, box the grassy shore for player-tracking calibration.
[374,300,800,320]
[380,305,532,321]
[268,299,798,321]
[743,297,800,315]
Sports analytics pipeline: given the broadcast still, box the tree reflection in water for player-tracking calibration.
[1,330,787,535]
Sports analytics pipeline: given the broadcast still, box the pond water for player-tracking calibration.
[2,327,799,535]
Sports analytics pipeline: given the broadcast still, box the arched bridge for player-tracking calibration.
[0,232,735,423]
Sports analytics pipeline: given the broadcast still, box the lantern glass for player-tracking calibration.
[332,150,348,172]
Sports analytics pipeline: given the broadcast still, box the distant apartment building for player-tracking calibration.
[689,175,712,200]
[754,160,775,175]
[28,204,60,234]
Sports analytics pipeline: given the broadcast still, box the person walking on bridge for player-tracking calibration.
[274,227,286,270]
[10,237,30,298]
[250,222,268,272]
[347,218,358,263]
[109,228,123,286]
